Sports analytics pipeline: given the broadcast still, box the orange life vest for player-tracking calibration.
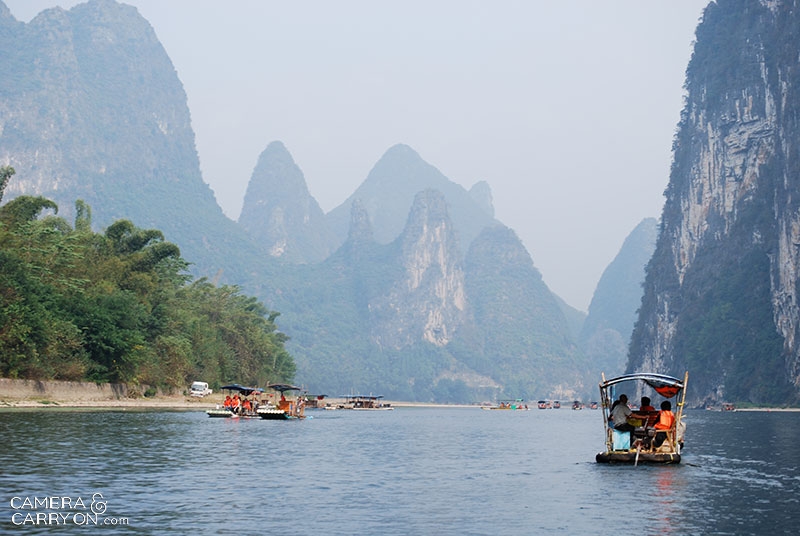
[655,410,675,430]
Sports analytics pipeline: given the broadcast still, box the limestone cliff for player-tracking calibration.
[0,0,263,283]
[629,0,800,405]
[370,189,467,349]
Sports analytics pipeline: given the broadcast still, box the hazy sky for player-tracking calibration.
[6,0,709,312]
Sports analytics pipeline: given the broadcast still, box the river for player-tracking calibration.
[1,407,798,534]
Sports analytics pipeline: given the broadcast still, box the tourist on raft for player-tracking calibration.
[654,400,676,448]
[610,394,636,441]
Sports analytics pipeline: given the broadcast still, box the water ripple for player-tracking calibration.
[1,408,799,534]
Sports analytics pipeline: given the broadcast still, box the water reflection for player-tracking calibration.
[652,467,678,535]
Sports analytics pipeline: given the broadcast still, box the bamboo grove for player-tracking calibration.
[0,166,295,391]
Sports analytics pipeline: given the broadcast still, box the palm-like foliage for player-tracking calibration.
[0,182,294,389]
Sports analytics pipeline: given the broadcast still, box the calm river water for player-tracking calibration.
[1,407,799,534]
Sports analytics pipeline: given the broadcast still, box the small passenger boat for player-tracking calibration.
[537,400,551,409]
[206,384,264,418]
[595,371,688,465]
[337,395,394,410]
[257,383,306,420]
[303,394,328,409]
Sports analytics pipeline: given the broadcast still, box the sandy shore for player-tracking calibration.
[0,378,215,409]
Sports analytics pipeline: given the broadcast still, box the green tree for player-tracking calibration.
[0,166,14,204]
[0,192,295,389]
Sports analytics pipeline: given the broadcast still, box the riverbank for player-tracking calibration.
[0,378,208,409]
[2,378,796,410]
[0,378,480,409]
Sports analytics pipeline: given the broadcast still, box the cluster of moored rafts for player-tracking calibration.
[481,399,529,410]
[207,387,396,419]
[206,383,308,420]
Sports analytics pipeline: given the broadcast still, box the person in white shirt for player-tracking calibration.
[610,394,635,440]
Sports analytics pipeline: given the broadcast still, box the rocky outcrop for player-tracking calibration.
[629,0,800,405]
[469,181,495,218]
[370,189,467,348]
[239,141,336,262]
[347,198,374,243]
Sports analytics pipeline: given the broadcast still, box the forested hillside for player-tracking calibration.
[0,167,294,390]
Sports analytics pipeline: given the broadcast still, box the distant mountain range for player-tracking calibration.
[0,0,655,402]
[580,218,657,377]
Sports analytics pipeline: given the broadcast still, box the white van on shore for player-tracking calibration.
[190,381,212,397]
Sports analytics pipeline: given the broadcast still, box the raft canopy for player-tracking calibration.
[219,384,264,396]
[267,383,303,393]
[599,373,684,398]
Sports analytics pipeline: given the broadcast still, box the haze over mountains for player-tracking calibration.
[11,0,799,407]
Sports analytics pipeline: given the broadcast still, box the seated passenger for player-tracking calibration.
[633,396,659,427]
[654,400,676,448]
[610,394,635,440]
[223,395,232,410]
[639,396,656,412]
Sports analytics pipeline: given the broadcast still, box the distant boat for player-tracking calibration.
[572,400,583,410]
[595,372,688,465]
[304,394,328,409]
[552,400,561,409]
[537,400,551,409]
[257,383,307,420]
[337,395,394,411]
